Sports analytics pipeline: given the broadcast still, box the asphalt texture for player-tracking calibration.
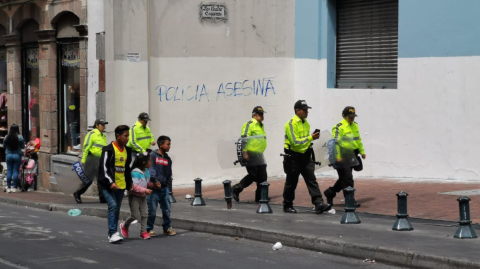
[0,203,401,269]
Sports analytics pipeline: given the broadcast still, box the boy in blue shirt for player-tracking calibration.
[146,135,176,236]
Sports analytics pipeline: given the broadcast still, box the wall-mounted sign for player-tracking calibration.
[126,52,141,62]
[199,2,228,22]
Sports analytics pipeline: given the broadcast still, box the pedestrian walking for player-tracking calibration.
[146,135,176,237]
[97,125,133,243]
[73,119,108,203]
[3,124,25,193]
[324,106,366,207]
[120,152,153,240]
[232,106,268,202]
[282,100,331,214]
[127,112,155,157]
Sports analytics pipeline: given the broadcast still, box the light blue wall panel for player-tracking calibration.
[294,0,322,59]
[399,0,480,58]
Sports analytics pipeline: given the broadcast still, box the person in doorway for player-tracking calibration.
[232,106,268,202]
[146,135,176,237]
[324,106,366,207]
[66,85,80,154]
[3,124,25,193]
[120,152,153,240]
[97,125,133,243]
[128,112,155,156]
[73,119,108,204]
[282,100,331,214]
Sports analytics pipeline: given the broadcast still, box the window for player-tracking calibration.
[336,0,398,89]
[20,19,40,142]
[59,43,80,154]
[55,12,80,155]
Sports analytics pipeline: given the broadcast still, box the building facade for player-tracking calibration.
[1,0,479,193]
[103,0,480,186]
[0,0,88,192]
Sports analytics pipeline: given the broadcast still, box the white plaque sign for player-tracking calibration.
[126,52,141,62]
[199,2,228,22]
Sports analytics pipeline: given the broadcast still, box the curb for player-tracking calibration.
[0,196,478,269]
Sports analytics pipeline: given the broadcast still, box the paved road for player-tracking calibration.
[0,203,401,269]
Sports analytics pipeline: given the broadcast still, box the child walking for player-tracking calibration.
[98,125,133,243]
[146,135,176,236]
[120,152,153,239]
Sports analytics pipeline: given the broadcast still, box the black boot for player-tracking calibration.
[315,202,332,214]
[232,189,240,202]
[73,192,82,204]
[324,188,335,206]
[283,206,297,213]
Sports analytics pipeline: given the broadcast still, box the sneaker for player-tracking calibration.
[6,188,11,193]
[108,232,123,243]
[120,222,129,238]
[147,230,158,237]
[140,231,151,240]
[163,228,176,236]
[10,188,16,193]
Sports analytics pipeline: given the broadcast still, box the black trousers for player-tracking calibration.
[75,156,105,201]
[282,150,323,207]
[233,164,267,202]
[327,150,362,198]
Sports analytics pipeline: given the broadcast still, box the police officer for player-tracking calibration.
[128,112,155,156]
[73,119,108,203]
[232,106,267,202]
[324,106,365,207]
[282,100,331,214]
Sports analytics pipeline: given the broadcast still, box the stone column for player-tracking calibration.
[35,29,57,191]
[3,35,21,131]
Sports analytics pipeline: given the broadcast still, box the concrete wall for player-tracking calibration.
[148,0,295,184]
[104,0,149,142]
[103,0,480,185]
[295,0,480,181]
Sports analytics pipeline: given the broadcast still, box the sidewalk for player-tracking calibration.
[174,177,480,223]
[0,190,479,269]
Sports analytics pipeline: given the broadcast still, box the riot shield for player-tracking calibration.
[336,135,360,167]
[311,130,335,171]
[216,135,267,169]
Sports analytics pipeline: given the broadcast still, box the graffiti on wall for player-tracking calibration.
[154,78,275,102]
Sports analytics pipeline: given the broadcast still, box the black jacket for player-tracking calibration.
[97,143,133,191]
[148,150,173,188]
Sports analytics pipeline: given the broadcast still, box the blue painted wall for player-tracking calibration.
[399,0,480,58]
[294,0,321,59]
[295,0,480,59]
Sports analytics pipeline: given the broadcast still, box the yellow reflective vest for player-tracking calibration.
[127,121,154,153]
[81,128,107,163]
[241,118,267,153]
[284,115,313,154]
[332,118,365,158]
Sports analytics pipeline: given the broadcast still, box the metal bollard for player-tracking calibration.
[454,196,477,239]
[191,178,206,206]
[256,182,273,214]
[168,185,177,204]
[340,186,361,224]
[223,180,233,209]
[392,191,414,231]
